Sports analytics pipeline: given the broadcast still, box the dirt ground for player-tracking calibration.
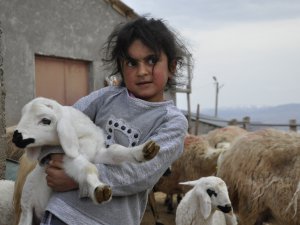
[141,192,176,225]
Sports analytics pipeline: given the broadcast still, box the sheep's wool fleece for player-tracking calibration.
[0,180,14,225]
[218,129,300,224]
[42,86,188,225]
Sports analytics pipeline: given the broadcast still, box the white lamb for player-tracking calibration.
[12,97,160,225]
[0,179,15,225]
[175,176,237,225]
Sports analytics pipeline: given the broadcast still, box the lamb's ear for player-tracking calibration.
[180,180,212,218]
[56,113,79,158]
[179,180,198,187]
[197,188,212,219]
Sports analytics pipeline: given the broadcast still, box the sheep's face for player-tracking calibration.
[13,98,61,149]
[180,176,233,220]
[198,176,232,213]
[215,141,231,150]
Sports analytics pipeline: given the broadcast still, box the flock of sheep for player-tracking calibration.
[0,97,299,225]
[150,126,300,225]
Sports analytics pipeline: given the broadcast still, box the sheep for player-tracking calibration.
[175,176,237,225]
[12,97,160,225]
[206,126,248,173]
[148,127,247,224]
[156,127,247,198]
[12,154,36,225]
[217,128,300,225]
[0,156,39,225]
[159,134,221,189]
[150,127,247,217]
[0,179,15,225]
[153,134,229,213]
[151,135,212,212]
[206,126,247,150]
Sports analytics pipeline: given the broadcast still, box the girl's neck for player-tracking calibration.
[128,91,136,98]
[128,90,167,102]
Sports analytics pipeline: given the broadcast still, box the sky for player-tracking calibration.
[121,0,300,112]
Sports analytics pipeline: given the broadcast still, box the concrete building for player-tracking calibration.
[0,0,137,126]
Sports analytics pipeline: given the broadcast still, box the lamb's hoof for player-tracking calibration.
[94,185,112,203]
[143,140,160,161]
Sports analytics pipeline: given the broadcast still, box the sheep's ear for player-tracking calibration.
[179,180,198,187]
[198,188,212,219]
[57,114,79,158]
[180,180,212,218]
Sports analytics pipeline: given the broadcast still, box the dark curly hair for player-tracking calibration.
[102,16,192,90]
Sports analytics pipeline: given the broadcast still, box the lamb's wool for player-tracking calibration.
[13,154,37,225]
[12,97,160,225]
[0,180,14,225]
[206,126,247,150]
[175,176,236,225]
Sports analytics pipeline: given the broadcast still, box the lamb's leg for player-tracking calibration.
[86,168,112,204]
[95,140,160,164]
[18,182,34,225]
[63,155,112,204]
[18,166,48,225]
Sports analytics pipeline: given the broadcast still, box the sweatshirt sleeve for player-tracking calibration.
[94,111,188,196]
[39,87,188,197]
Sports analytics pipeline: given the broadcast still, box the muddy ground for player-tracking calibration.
[141,192,176,225]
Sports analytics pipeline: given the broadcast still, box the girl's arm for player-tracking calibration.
[95,115,187,196]
[45,114,187,196]
[45,154,79,192]
[44,87,188,196]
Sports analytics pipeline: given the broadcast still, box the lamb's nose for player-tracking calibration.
[218,204,232,213]
[12,130,23,143]
[12,130,35,148]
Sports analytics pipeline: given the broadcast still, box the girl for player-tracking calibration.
[40,16,191,225]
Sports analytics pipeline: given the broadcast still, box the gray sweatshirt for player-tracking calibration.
[43,86,188,225]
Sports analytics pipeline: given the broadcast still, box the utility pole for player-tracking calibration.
[186,54,192,133]
[212,76,223,118]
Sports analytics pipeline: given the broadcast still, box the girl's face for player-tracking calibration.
[121,39,174,102]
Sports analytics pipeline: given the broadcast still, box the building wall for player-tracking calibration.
[188,119,222,135]
[0,0,130,126]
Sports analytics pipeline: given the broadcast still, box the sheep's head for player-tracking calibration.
[180,176,232,219]
[12,97,62,153]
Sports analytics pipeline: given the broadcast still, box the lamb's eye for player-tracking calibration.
[40,118,51,125]
[207,189,217,197]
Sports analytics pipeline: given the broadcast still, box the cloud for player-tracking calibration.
[124,0,300,29]
[122,0,300,110]
[177,18,300,109]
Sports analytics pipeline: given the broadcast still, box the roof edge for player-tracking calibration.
[104,0,139,19]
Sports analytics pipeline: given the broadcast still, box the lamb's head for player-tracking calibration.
[12,97,62,155]
[180,176,232,219]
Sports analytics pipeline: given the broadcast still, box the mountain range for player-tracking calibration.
[201,103,300,124]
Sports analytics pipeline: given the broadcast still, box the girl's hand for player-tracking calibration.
[45,154,78,192]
